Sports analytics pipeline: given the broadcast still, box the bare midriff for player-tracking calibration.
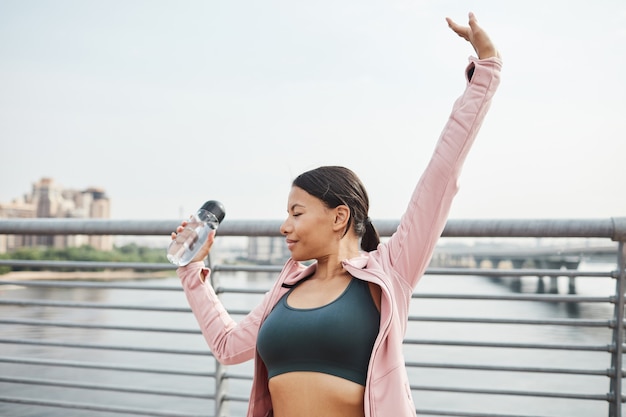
[269,371,366,417]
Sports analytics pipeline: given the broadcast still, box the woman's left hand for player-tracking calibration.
[446,12,500,60]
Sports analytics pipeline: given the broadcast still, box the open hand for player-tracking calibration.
[447,12,500,60]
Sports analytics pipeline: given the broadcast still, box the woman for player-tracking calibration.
[173,12,501,417]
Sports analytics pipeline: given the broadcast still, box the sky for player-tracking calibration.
[1,0,625,222]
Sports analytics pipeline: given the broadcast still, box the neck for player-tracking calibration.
[313,238,360,281]
[313,258,349,282]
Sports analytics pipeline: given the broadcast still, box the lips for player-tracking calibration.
[285,239,296,250]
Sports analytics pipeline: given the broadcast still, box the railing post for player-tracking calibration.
[215,359,228,417]
[609,242,625,416]
[210,256,229,417]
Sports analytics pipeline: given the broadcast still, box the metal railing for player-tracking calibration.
[0,217,624,417]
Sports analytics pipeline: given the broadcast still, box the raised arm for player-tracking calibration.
[379,13,502,288]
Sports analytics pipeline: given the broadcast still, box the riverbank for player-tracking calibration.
[0,270,174,281]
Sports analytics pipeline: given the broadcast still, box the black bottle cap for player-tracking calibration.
[200,200,226,224]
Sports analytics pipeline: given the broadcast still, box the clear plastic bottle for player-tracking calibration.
[167,200,226,266]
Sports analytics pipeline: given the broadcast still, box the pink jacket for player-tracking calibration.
[178,56,502,417]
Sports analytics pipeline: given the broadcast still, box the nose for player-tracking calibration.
[280,217,291,235]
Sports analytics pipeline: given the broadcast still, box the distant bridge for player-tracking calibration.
[432,244,618,294]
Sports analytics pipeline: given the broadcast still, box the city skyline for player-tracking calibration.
[1,1,625,221]
[0,177,113,252]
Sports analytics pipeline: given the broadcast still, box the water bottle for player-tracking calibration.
[167,200,226,266]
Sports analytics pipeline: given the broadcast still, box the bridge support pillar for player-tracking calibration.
[489,257,502,269]
[509,259,525,292]
[511,259,525,269]
[534,259,547,294]
[546,261,563,294]
[548,277,559,294]
[536,276,546,294]
[564,259,580,295]
[568,276,576,295]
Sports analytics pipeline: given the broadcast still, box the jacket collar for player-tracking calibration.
[342,252,369,269]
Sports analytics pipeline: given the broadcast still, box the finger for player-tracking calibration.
[446,17,460,32]
[207,229,216,245]
[467,12,480,33]
[170,232,176,240]
[446,17,469,39]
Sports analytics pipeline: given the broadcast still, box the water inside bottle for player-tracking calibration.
[167,220,211,266]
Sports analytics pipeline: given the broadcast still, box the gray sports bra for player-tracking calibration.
[257,277,380,386]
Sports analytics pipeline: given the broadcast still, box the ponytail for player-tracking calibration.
[360,218,380,252]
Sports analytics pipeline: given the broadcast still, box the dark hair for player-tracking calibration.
[292,166,380,252]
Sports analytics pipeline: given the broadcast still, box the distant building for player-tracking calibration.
[0,177,112,253]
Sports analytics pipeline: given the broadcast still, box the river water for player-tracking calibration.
[0,260,621,417]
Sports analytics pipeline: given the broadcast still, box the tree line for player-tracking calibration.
[0,244,166,274]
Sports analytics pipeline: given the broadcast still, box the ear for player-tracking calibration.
[332,205,351,232]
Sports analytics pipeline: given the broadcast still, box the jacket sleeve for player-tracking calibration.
[384,56,502,288]
[178,261,271,365]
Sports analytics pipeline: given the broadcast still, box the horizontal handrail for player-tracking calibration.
[403,338,613,351]
[411,293,613,302]
[1,309,616,332]
[0,318,201,333]
[0,299,191,312]
[0,338,211,355]
[404,361,613,376]
[0,376,214,399]
[1,217,625,240]
[0,278,614,303]
[0,396,210,417]
[425,268,616,278]
[0,260,618,278]
[412,410,566,417]
[406,316,613,327]
[0,259,285,273]
[0,356,214,377]
[0,279,182,290]
[0,259,177,270]
[411,384,609,401]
